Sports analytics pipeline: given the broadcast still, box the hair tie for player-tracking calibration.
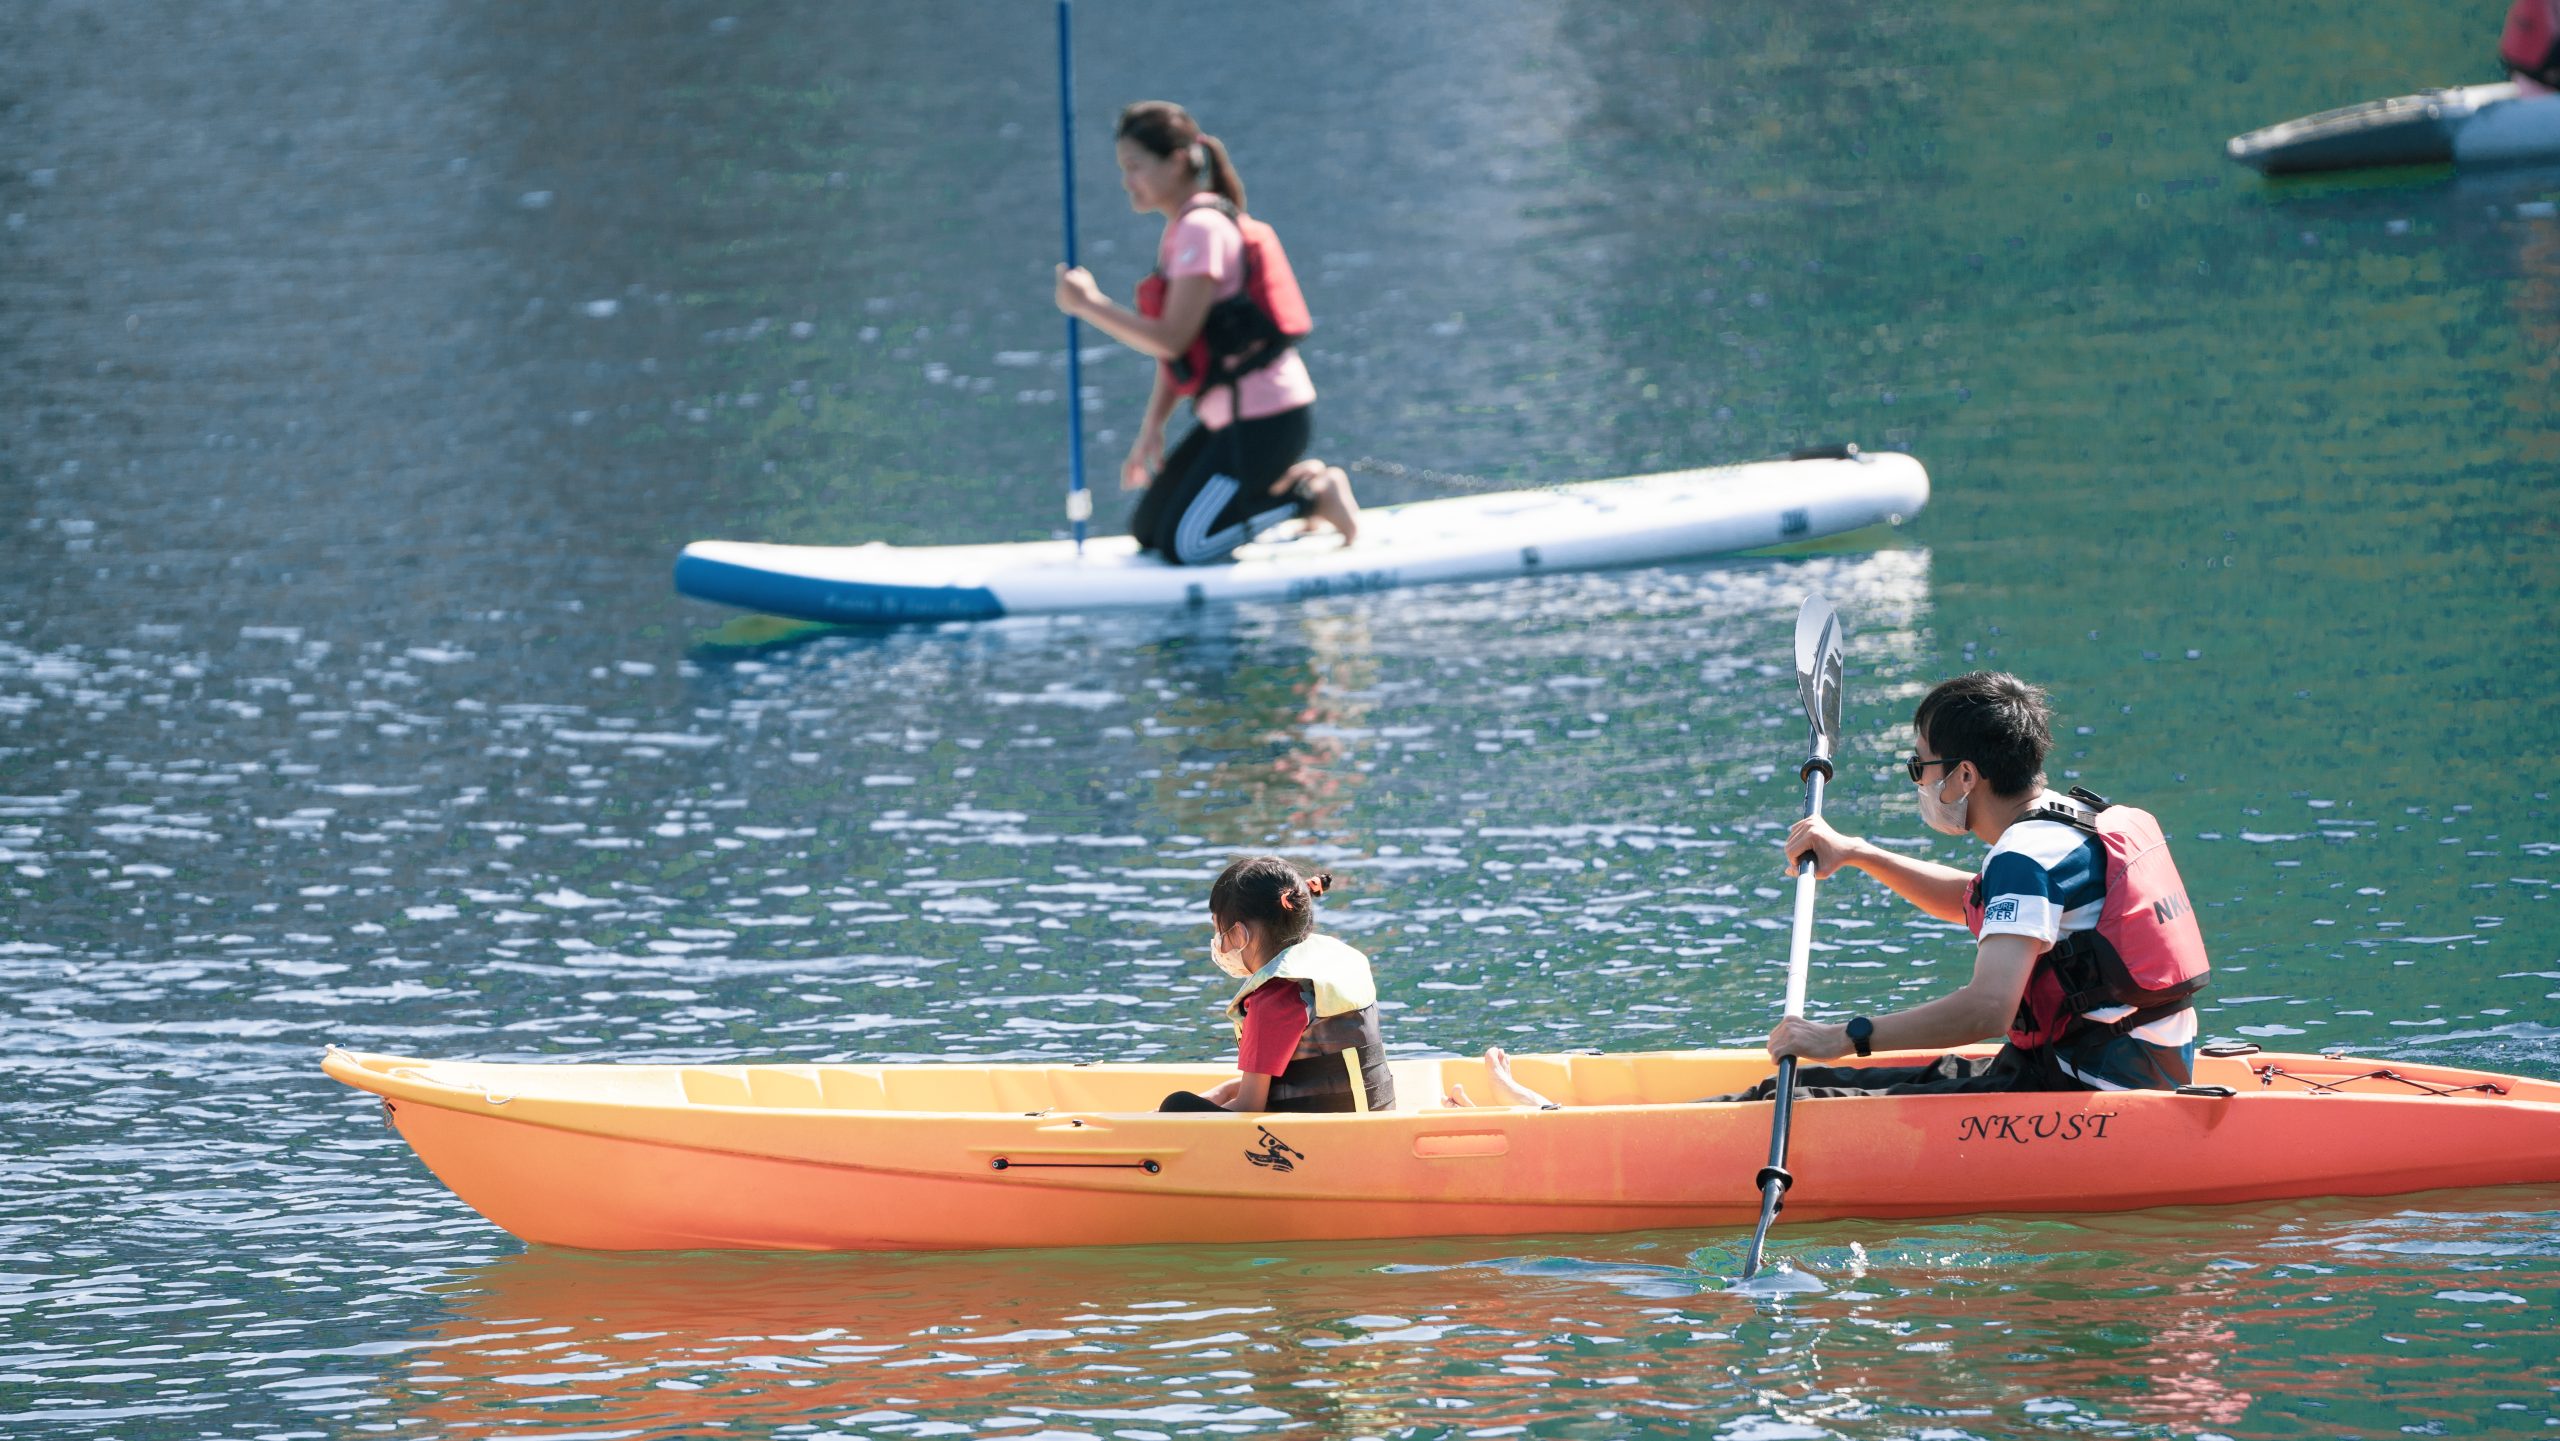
[1276,889,1295,912]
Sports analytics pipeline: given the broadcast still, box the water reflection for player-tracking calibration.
[1125,612,1379,847]
[396,1242,1611,1437]
[373,1191,2558,1439]
[2488,171,2560,450]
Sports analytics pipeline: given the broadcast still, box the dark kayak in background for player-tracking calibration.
[2228,81,2560,174]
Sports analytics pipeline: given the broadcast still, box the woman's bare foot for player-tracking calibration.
[1482,1046,1556,1107]
[1272,460,1361,546]
[1308,464,1361,546]
[1443,1047,1557,1108]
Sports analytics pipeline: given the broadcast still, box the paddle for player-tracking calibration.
[1055,0,1091,553]
[1737,591,1844,1285]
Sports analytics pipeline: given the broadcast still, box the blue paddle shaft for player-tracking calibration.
[1056,0,1088,551]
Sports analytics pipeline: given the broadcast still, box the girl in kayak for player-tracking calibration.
[1053,101,1361,565]
[1160,855,1398,1113]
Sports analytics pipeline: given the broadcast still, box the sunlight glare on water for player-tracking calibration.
[3,0,2556,1437]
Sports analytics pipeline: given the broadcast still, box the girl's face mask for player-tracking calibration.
[1916,768,1971,836]
[1210,921,1253,979]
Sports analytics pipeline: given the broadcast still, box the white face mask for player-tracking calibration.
[1916,769,1972,836]
[1210,922,1254,979]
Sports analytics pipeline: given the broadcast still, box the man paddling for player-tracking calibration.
[1751,671,2212,1096]
[1445,670,2214,1112]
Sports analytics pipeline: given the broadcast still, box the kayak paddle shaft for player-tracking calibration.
[1740,592,1843,1284]
[1741,755,1829,1280]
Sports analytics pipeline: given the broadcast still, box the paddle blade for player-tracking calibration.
[1793,594,1845,758]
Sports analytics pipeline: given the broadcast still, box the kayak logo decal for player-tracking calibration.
[1982,898,2020,924]
[1956,1111,2118,1144]
[1781,508,1810,536]
[1246,1126,1306,1174]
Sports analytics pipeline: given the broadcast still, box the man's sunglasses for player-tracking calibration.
[1906,755,1965,784]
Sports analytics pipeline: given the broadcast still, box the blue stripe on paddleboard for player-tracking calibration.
[673,552,1005,624]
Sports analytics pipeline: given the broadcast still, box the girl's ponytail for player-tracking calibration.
[1197,134,1246,210]
[1209,856,1332,947]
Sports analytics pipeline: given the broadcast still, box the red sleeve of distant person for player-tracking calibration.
[1234,979,1310,1076]
[2505,0,2559,74]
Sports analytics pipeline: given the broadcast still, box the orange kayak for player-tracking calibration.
[321,1045,2560,1253]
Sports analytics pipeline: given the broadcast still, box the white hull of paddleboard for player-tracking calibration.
[675,450,1930,624]
[2227,83,2560,174]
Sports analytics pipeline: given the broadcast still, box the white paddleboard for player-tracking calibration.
[2227,83,2560,174]
[674,449,1929,624]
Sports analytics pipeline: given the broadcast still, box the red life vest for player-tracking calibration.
[2505,0,2560,84]
[1133,195,1313,400]
[1963,786,2211,1051]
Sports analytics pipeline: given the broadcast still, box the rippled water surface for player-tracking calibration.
[5,1,2557,1437]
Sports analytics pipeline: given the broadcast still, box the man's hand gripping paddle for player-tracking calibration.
[1733,592,1844,1293]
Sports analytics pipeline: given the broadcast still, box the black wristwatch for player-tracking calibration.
[1845,1015,1875,1058]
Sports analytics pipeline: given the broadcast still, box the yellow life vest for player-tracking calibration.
[1224,934,1376,1031]
[1221,934,1395,1113]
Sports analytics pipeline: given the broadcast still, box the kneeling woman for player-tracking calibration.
[1053,101,1360,564]
[1162,856,1397,1113]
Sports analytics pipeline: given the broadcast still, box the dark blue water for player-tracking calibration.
[4,1,2556,1437]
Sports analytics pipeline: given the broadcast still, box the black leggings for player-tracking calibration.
[1129,405,1314,565]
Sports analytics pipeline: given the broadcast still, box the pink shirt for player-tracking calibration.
[1158,201,1316,430]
